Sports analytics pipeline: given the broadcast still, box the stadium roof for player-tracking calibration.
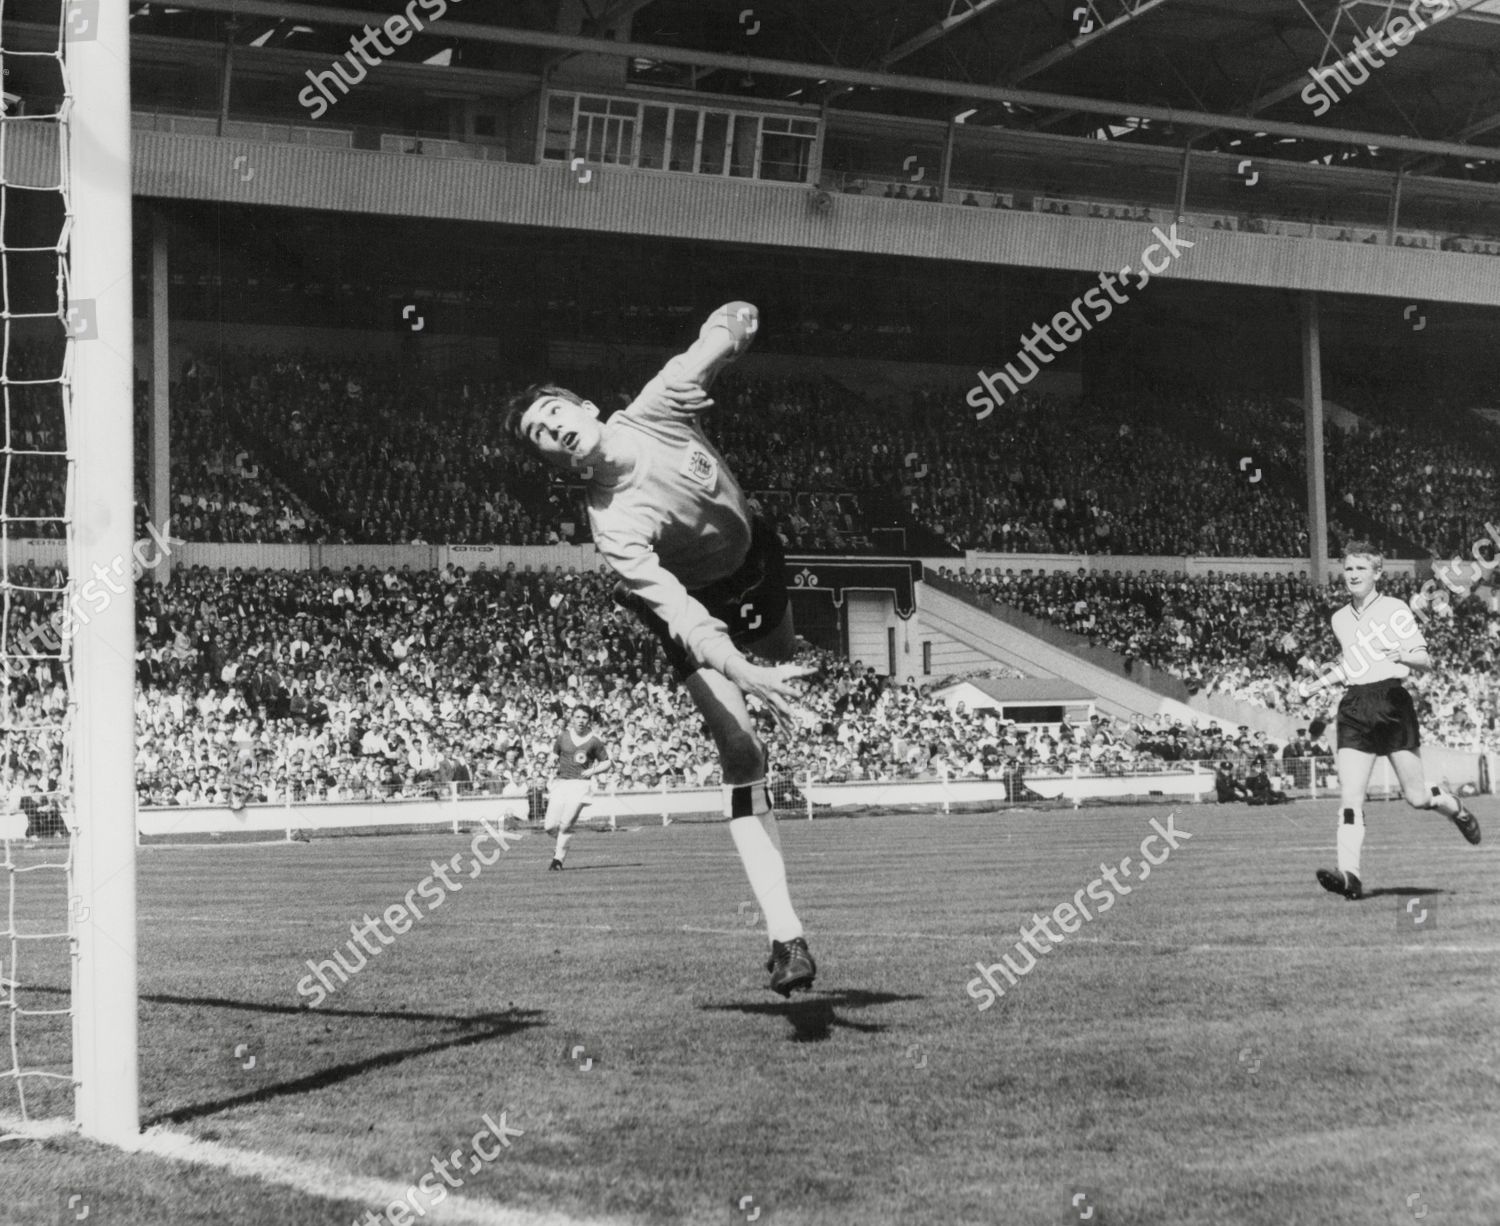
[131,0,1500,180]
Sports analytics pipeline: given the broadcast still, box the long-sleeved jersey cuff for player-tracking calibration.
[701,301,757,355]
[688,628,742,677]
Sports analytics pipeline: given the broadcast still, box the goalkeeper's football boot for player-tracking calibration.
[548,858,563,872]
[1448,799,1482,846]
[765,937,817,996]
[1315,868,1363,900]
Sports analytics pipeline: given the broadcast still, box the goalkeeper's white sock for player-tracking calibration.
[1336,807,1365,879]
[726,779,801,944]
[1425,782,1460,819]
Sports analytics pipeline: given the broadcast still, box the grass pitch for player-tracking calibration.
[3,798,1497,1226]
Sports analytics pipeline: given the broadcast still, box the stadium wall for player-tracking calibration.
[916,579,1213,726]
[964,554,1420,579]
[847,592,900,678]
[5,538,1426,584]
[115,132,1500,306]
[126,787,718,840]
[14,750,1485,844]
[919,627,998,681]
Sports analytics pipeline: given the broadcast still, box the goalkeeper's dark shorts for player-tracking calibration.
[613,516,790,682]
[1337,678,1421,756]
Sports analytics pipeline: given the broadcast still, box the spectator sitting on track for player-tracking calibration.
[1215,760,1249,803]
[1245,755,1290,806]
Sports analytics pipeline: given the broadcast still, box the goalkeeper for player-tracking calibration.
[502,302,817,997]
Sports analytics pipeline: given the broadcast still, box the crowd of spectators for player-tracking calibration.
[1214,392,1500,561]
[123,560,1370,808]
[4,346,68,539]
[1,555,1491,827]
[1326,427,1497,561]
[896,391,1325,556]
[5,339,1498,821]
[140,383,344,544]
[946,564,1500,752]
[124,563,1228,806]
[713,382,1327,556]
[1,558,72,826]
[9,318,1500,571]
[121,349,1500,570]
[209,356,571,547]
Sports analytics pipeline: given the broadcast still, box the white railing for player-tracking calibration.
[132,111,355,148]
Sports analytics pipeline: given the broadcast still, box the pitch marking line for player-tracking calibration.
[683,926,1500,954]
[0,1113,627,1226]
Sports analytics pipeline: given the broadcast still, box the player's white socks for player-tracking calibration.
[553,828,572,862]
[725,779,802,944]
[1425,783,1460,819]
[1337,807,1365,879]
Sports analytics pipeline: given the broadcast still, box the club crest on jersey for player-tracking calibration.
[574,750,588,764]
[680,445,718,488]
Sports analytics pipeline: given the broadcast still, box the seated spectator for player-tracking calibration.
[1245,755,1289,806]
[1215,760,1249,803]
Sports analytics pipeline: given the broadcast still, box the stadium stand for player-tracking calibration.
[946,565,1498,753]
[152,354,1500,565]
[7,558,1489,819]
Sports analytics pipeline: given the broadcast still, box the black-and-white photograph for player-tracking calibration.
[1,1,1498,1222]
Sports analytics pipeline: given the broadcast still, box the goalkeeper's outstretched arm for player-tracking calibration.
[665,301,759,391]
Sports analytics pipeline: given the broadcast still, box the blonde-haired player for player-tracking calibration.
[1298,542,1480,900]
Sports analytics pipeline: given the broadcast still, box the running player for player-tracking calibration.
[543,705,609,871]
[502,301,817,996]
[1298,542,1481,899]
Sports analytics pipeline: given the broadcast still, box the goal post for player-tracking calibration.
[66,0,139,1145]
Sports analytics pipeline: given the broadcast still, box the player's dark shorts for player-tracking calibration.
[1337,678,1421,756]
[613,516,789,681]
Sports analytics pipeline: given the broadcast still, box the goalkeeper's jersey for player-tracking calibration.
[588,350,752,678]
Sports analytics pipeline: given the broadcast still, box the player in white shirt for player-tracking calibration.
[504,301,817,996]
[1298,543,1480,899]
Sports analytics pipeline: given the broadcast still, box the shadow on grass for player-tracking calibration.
[128,994,543,1127]
[1360,886,1447,899]
[548,862,649,871]
[701,988,922,1043]
[26,984,533,1030]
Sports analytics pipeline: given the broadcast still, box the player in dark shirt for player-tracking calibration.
[544,705,609,871]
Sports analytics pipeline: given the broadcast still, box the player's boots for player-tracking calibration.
[548,858,563,872]
[1448,800,1482,845]
[765,937,817,996]
[1315,868,1363,900]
